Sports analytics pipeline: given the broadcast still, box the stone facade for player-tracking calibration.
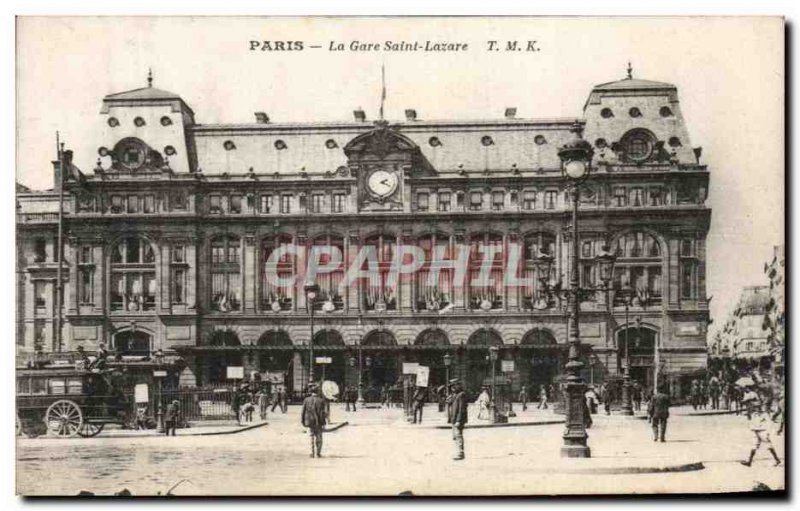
[16,72,711,398]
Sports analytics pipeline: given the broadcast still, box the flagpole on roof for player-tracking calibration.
[379,63,386,122]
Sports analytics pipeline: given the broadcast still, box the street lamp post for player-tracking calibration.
[443,352,453,398]
[304,284,320,387]
[556,122,594,458]
[357,347,365,405]
[488,346,499,422]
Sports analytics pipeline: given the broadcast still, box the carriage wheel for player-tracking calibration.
[45,400,83,438]
[77,422,105,438]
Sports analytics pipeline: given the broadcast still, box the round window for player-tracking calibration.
[595,138,607,149]
[621,130,655,162]
[668,137,682,147]
[534,135,547,145]
[107,117,120,128]
[164,145,177,156]
[116,140,147,170]
[429,136,442,147]
[660,106,674,117]
[160,116,173,126]
[481,135,494,146]
[223,140,236,151]
[628,107,642,118]
[134,116,146,127]
[274,140,287,150]
[325,139,338,149]
[600,108,614,119]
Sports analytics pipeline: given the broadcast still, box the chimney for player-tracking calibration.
[63,150,74,166]
[404,109,417,121]
[504,107,517,119]
[353,108,366,122]
[254,112,270,124]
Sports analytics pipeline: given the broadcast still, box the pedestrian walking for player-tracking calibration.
[740,404,781,467]
[647,385,670,442]
[447,378,468,460]
[412,386,426,424]
[518,385,528,411]
[476,386,491,420]
[709,376,721,410]
[135,404,148,430]
[537,385,549,410]
[301,383,328,458]
[257,385,269,420]
[690,379,700,410]
[271,386,287,413]
[632,383,642,412]
[164,399,180,436]
[585,386,599,414]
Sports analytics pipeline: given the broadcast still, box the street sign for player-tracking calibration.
[501,360,515,373]
[416,365,430,387]
[134,383,149,403]
[226,366,244,379]
[315,356,333,364]
[402,362,419,374]
[153,370,167,378]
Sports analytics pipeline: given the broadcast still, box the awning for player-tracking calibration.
[173,344,574,353]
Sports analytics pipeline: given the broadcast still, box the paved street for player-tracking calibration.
[16,404,784,496]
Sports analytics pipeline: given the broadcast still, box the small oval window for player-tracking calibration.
[134,116,146,127]
[223,140,236,151]
[668,137,682,147]
[534,135,547,145]
[98,146,109,157]
[629,107,642,118]
[160,116,173,126]
[274,140,287,150]
[164,145,177,156]
[325,139,338,149]
[429,136,442,147]
[107,117,120,128]
[601,108,614,119]
[595,138,607,149]
[659,106,673,118]
[481,135,494,147]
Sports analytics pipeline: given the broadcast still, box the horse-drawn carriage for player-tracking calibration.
[16,366,132,438]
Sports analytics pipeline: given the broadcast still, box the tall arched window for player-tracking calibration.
[416,233,453,311]
[613,232,663,305]
[110,236,156,311]
[468,233,504,310]
[311,234,344,311]
[261,234,294,311]
[210,236,241,312]
[522,232,556,309]
[363,234,397,311]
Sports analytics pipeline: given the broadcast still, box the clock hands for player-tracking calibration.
[380,179,389,186]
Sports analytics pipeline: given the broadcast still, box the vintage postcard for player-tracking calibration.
[14,16,785,496]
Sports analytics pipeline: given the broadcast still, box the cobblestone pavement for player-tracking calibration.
[16,404,784,496]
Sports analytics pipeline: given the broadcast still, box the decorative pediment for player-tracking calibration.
[343,123,419,160]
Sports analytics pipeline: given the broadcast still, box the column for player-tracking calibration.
[244,234,257,313]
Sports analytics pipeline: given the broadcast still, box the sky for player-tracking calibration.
[14,16,785,337]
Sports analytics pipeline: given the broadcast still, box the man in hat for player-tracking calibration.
[301,383,328,458]
[518,385,528,412]
[164,400,180,436]
[412,386,426,424]
[647,385,671,442]
[447,378,468,460]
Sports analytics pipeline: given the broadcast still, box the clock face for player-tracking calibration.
[367,169,398,198]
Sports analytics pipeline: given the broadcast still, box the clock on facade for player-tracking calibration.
[367,169,398,198]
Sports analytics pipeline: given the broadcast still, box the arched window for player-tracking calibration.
[261,234,294,311]
[414,329,450,346]
[114,330,152,356]
[110,236,156,312]
[363,234,397,311]
[521,329,557,346]
[310,234,344,311]
[415,233,453,311]
[620,129,656,163]
[613,232,663,305]
[467,328,503,346]
[468,233,504,310]
[210,236,241,312]
[521,232,556,309]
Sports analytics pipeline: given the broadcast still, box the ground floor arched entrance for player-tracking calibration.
[313,329,347,388]
[202,330,243,385]
[256,330,294,393]
[616,325,658,389]
[414,329,450,393]
[361,330,399,400]
[519,329,565,399]
[465,328,503,396]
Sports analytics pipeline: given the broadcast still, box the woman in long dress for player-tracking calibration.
[476,387,491,420]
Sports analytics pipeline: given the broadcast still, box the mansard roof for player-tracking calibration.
[104,86,183,101]
[592,77,676,91]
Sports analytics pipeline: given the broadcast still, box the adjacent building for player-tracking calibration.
[16,70,711,398]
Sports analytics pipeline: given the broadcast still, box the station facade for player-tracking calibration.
[16,71,711,399]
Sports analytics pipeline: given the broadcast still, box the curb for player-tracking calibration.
[532,461,705,475]
[324,421,349,432]
[675,410,740,417]
[432,419,565,430]
[189,421,269,436]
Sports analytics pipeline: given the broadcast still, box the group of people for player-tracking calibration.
[232,382,288,425]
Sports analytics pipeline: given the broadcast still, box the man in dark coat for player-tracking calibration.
[164,400,180,436]
[447,378,468,460]
[301,384,328,458]
[648,385,671,442]
[412,386,426,424]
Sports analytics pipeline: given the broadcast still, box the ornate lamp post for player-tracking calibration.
[304,284,320,386]
[357,347,366,405]
[557,121,594,458]
[488,346,499,416]
[616,285,636,416]
[443,352,453,397]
